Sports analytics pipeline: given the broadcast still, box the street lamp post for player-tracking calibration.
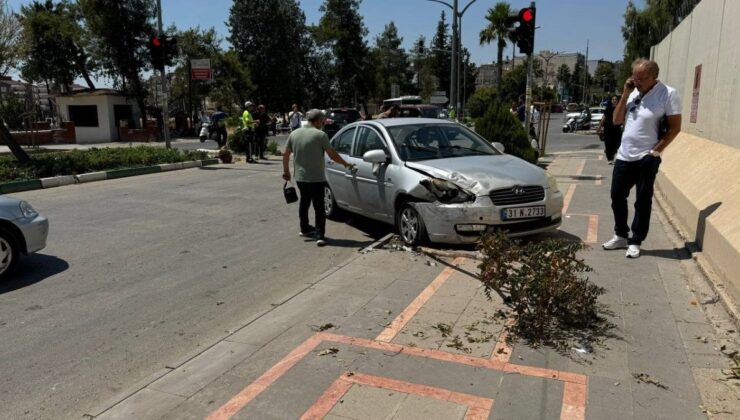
[426,0,478,120]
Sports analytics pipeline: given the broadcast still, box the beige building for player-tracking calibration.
[651,0,740,304]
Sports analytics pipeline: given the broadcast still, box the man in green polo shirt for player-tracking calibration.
[282,109,354,246]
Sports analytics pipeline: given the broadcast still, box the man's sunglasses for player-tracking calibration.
[628,96,642,113]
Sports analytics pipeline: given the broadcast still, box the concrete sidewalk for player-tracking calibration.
[92,153,739,419]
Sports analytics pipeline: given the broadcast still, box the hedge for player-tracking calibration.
[0,147,207,183]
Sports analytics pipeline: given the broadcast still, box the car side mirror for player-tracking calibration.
[363,149,389,164]
[493,142,505,153]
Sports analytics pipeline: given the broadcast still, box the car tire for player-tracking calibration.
[324,184,343,220]
[396,203,427,247]
[0,228,20,280]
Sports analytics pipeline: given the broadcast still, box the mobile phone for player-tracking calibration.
[627,80,635,89]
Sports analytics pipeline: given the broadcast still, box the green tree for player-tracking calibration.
[475,99,535,163]
[556,64,571,98]
[499,63,527,104]
[466,86,497,119]
[430,11,451,96]
[227,0,307,110]
[370,22,412,104]
[315,0,374,111]
[301,30,336,108]
[479,2,515,94]
[78,0,156,121]
[0,0,21,76]
[18,0,96,93]
[411,35,435,102]
[593,62,616,94]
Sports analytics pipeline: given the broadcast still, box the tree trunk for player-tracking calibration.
[0,123,31,164]
[496,41,504,94]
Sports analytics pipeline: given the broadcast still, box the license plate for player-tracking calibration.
[501,206,545,220]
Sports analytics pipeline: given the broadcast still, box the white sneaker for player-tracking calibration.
[626,244,641,258]
[602,235,628,250]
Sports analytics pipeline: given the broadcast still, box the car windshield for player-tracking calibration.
[329,110,361,123]
[386,123,499,161]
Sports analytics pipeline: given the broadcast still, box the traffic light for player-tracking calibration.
[149,35,165,71]
[514,7,536,55]
[164,36,178,67]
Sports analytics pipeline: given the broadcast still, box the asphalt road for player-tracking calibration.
[539,113,603,155]
[0,160,391,419]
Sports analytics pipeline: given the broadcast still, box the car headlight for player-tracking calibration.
[547,173,560,193]
[19,201,38,218]
[420,178,474,204]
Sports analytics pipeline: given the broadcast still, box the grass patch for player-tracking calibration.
[0,147,207,182]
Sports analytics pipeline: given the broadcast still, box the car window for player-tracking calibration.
[419,108,440,118]
[334,127,355,155]
[399,108,421,117]
[387,123,498,161]
[354,127,387,157]
[329,110,361,124]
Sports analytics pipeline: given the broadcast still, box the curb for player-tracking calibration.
[0,159,219,194]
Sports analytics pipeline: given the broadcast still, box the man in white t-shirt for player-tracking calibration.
[288,104,303,131]
[602,58,682,258]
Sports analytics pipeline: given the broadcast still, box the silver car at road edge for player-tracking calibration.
[323,118,563,245]
[0,195,49,279]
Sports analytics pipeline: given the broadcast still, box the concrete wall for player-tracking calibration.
[650,0,740,302]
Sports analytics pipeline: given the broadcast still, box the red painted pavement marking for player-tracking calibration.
[375,257,465,342]
[562,184,577,215]
[207,332,587,420]
[301,372,494,420]
[575,159,586,176]
[586,215,599,244]
[491,316,516,363]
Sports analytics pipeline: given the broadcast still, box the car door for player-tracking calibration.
[326,127,356,211]
[350,126,393,222]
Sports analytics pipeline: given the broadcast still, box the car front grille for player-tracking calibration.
[489,186,545,205]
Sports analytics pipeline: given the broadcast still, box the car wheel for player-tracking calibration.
[324,184,342,219]
[396,203,427,246]
[0,228,20,280]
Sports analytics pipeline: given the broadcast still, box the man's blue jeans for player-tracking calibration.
[610,155,662,245]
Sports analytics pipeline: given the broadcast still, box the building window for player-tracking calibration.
[68,105,99,127]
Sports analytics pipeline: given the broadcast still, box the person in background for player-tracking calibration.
[242,101,256,163]
[597,95,622,164]
[288,104,303,132]
[377,104,400,119]
[602,58,682,259]
[282,109,355,247]
[254,104,271,160]
[210,106,228,148]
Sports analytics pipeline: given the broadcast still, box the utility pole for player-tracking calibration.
[523,2,536,138]
[582,40,589,104]
[156,0,170,148]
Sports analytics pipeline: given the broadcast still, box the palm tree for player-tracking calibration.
[479,2,516,93]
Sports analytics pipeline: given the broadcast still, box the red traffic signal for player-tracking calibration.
[520,8,534,23]
[151,36,162,47]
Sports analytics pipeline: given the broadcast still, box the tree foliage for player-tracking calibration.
[370,22,412,104]
[479,2,515,93]
[593,62,616,94]
[474,98,535,163]
[0,0,21,76]
[227,0,307,110]
[430,11,451,96]
[411,35,436,103]
[18,0,96,92]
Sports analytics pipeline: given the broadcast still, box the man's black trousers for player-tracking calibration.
[610,155,662,245]
[297,181,326,236]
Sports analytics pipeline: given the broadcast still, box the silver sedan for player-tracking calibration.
[0,196,49,279]
[323,118,563,245]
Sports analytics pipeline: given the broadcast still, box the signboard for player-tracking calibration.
[190,59,212,81]
[690,64,701,123]
[390,83,400,99]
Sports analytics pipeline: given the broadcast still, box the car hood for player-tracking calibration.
[405,155,547,196]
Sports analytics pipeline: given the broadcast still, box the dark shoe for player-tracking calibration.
[247,158,256,163]
[260,155,268,160]
[315,234,326,247]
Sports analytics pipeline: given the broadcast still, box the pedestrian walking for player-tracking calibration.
[597,95,622,164]
[254,104,271,160]
[288,104,303,132]
[242,101,257,163]
[282,109,355,247]
[602,58,682,258]
[210,106,228,148]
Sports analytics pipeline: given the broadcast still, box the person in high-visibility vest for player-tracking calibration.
[242,101,257,163]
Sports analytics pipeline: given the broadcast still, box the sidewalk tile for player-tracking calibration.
[492,374,563,420]
[392,393,468,420]
[328,384,406,419]
[96,388,185,420]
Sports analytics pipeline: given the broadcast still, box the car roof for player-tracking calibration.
[363,117,456,128]
[399,104,441,109]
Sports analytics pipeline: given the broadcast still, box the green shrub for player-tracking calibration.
[266,140,281,156]
[477,231,607,349]
[227,129,249,154]
[474,100,537,164]
[0,147,207,182]
[466,87,498,119]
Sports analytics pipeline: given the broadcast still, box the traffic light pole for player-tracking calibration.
[524,1,535,145]
[156,0,170,149]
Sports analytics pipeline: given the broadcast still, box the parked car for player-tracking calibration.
[589,106,606,128]
[0,196,49,279]
[323,108,362,139]
[398,104,444,119]
[323,118,563,245]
